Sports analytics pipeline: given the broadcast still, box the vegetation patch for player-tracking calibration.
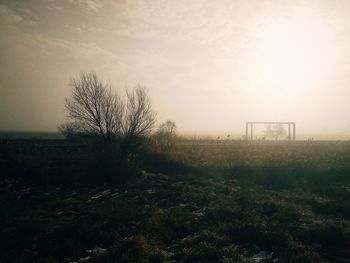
[1,140,350,262]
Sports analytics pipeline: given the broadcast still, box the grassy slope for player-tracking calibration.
[1,140,350,262]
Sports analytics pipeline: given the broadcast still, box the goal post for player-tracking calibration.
[245,122,296,141]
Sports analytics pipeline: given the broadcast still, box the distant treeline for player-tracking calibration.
[0,132,64,140]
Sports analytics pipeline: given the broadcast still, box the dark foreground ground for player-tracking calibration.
[1,139,350,262]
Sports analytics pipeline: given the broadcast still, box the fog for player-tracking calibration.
[1,0,350,139]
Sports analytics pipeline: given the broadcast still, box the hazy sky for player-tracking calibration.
[1,0,350,139]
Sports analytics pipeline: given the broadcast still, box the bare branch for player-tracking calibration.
[62,73,156,145]
[123,85,156,141]
[64,72,124,138]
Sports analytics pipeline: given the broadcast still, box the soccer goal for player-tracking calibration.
[245,122,296,141]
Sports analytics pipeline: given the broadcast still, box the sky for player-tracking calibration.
[0,0,350,139]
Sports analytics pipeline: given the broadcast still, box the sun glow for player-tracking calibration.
[252,10,337,92]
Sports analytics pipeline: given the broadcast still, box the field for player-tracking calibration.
[1,139,350,262]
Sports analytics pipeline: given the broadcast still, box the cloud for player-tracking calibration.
[67,0,102,13]
[0,3,38,26]
[22,33,126,72]
[105,0,274,54]
[0,3,23,23]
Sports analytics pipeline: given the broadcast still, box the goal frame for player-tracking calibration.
[245,122,296,141]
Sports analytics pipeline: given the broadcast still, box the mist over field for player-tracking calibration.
[2,1,350,262]
[1,0,350,139]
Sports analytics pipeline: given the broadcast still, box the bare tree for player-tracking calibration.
[153,120,177,150]
[264,124,286,140]
[157,120,176,137]
[62,73,156,149]
[64,73,124,139]
[123,86,156,142]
